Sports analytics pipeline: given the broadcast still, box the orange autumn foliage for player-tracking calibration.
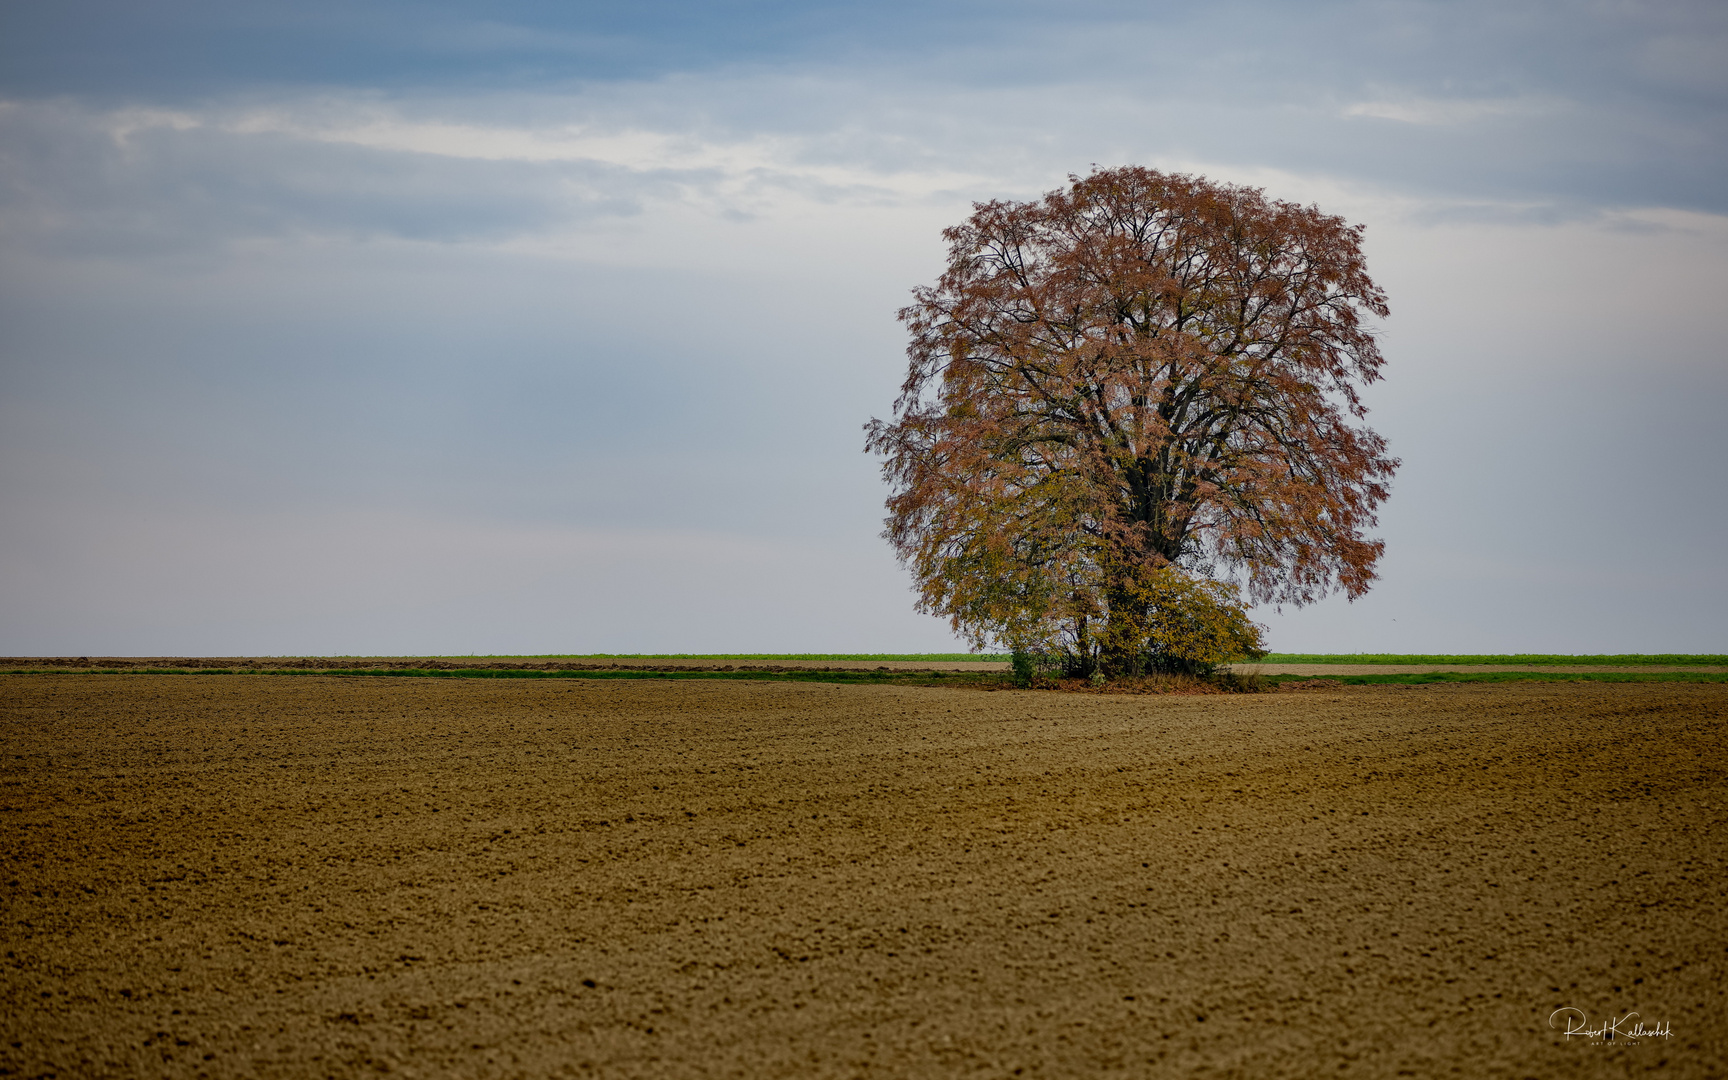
[866,166,1397,676]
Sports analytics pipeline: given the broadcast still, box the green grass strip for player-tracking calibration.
[333,668,1000,686]
[1269,670,1728,685]
[1,667,1003,688]
[1261,653,1728,666]
[400,653,1009,662]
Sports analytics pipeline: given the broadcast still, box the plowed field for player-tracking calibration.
[3,675,1725,1078]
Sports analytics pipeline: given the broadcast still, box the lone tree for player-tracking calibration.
[866,166,1397,677]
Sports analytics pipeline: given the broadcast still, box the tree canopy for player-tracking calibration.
[866,166,1398,675]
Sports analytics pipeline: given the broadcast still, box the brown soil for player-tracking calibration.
[3,675,1724,1078]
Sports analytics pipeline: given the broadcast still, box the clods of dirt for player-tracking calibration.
[2,675,1723,1078]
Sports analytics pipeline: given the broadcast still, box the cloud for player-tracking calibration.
[1341,96,1554,126]
[6,1,1727,239]
[0,99,687,254]
[0,94,1008,261]
[6,0,1728,268]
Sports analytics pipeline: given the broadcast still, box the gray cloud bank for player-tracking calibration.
[0,102,677,254]
[5,0,1728,260]
[6,0,1725,216]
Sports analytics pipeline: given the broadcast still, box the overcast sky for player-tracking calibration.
[2,0,1724,656]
